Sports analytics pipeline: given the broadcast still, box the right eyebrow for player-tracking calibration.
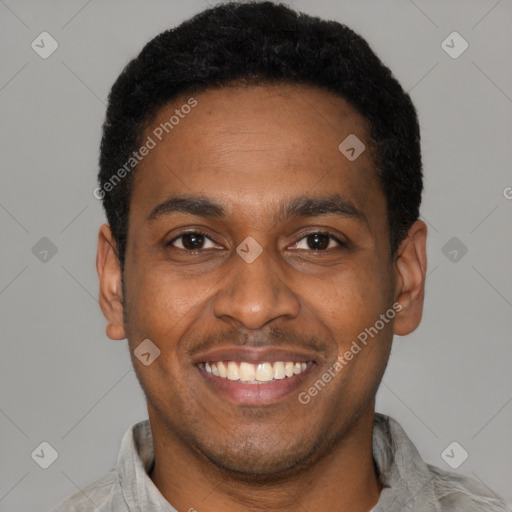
[147,195,225,222]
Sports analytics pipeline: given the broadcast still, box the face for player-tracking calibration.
[98,84,426,477]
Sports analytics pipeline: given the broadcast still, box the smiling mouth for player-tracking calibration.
[197,360,314,384]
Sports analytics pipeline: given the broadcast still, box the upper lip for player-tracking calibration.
[191,346,321,365]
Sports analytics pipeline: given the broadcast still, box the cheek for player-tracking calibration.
[123,267,200,402]
[309,261,392,336]
[309,267,394,409]
[124,261,210,337]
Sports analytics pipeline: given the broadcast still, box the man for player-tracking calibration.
[56,1,509,511]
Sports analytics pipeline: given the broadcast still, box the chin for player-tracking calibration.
[196,434,319,482]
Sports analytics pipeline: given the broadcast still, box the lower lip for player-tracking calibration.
[196,363,317,405]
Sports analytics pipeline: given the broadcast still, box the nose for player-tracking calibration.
[212,245,301,330]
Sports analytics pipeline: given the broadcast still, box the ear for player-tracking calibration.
[96,224,126,340]
[393,220,428,336]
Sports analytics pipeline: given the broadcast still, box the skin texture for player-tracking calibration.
[97,84,427,512]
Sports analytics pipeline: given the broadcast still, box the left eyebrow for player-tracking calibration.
[279,193,367,225]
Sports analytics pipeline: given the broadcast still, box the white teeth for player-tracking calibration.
[203,360,310,383]
[227,361,239,380]
[256,362,274,381]
[273,361,286,379]
[217,361,227,378]
[239,362,256,381]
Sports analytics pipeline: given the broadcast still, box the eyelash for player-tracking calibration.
[166,230,346,252]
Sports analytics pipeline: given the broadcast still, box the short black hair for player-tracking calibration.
[98,0,422,268]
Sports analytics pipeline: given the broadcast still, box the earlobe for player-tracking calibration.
[96,224,126,340]
[393,220,428,336]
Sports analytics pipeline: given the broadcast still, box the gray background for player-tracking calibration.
[1,0,511,510]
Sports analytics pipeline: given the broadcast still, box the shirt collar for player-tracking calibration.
[371,413,440,511]
[117,419,176,511]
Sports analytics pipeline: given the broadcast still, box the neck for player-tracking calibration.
[149,404,382,512]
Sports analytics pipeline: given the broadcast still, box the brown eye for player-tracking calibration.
[292,232,344,251]
[168,232,219,251]
[305,233,330,250]
[182,233,205,250]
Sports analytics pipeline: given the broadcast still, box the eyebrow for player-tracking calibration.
[281,193,366,223]
[147,193,366,224]
[148,195,224,221]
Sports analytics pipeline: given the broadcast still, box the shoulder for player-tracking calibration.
[53,469,127,512]
[426,463,511,511]
[372,413,510,512]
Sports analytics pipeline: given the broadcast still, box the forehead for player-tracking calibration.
[130,83,385,228]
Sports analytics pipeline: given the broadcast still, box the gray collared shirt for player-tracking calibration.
[54,413,510,511]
